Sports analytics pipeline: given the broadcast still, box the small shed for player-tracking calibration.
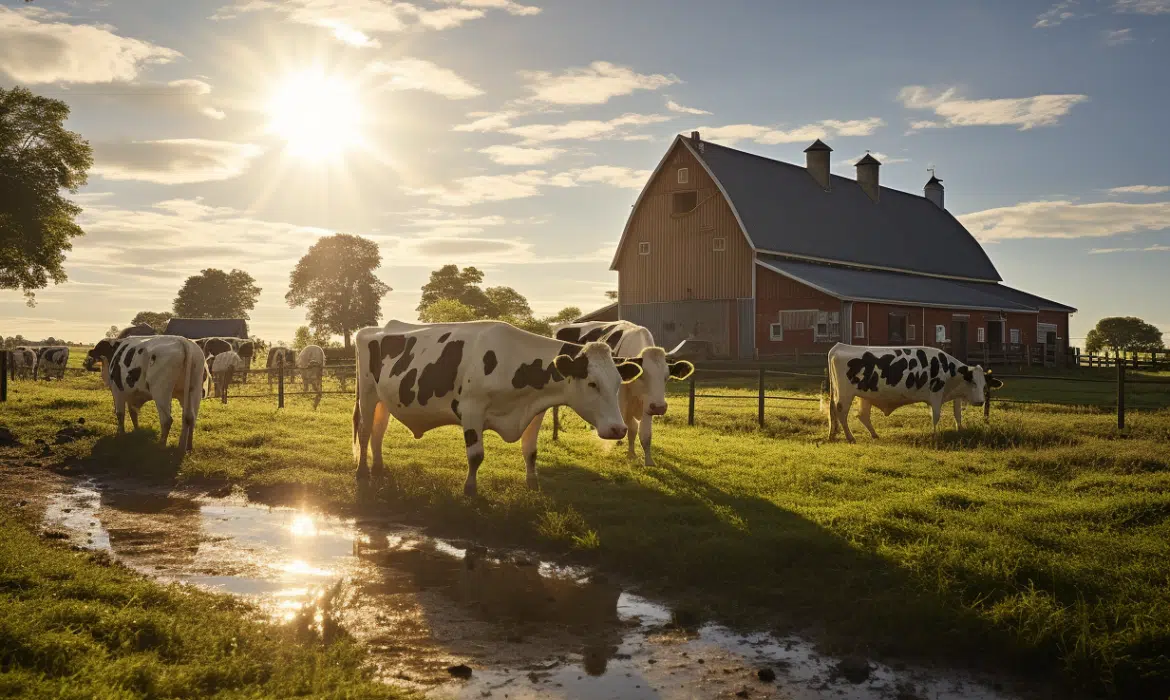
[574,302,619,323]
[164,318,249,340]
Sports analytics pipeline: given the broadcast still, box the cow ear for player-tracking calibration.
[554,354,589,380]
[668,360,695,380]
[617,361,643,384]
[988,377,1004,389]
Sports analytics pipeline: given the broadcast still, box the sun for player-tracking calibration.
[267,70,364,160]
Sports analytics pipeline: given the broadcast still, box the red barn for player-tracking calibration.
[610,133,1076,364]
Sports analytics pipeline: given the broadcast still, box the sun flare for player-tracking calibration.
[267,70,363,160]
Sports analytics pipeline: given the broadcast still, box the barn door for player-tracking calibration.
[951,319,969,362]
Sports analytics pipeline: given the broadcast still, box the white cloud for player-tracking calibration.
[1113,0,1170,14]
[959,200,1170,240]
[370,58,482,99]
[453,110,525,132]
[1104,28,1134,44]
[92,140,263,185]
[520,61,679,105]
[666,100,711,115]
[79,78,228,120]
[899,86,1088,130]
[494,113,673,143]
[435,0,540,15]
[0,6,179,83]
[403,166,648,206]
[1088,244,1170,254]
[695,117,885,146]
[837,152,911,166]
[479,144,565,165]
[1108,185,1170,195]
[1034,1,1081,27]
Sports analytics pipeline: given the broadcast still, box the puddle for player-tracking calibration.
[43,480,1022,699]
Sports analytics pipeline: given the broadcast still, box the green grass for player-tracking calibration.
[0,511,407,699]
[3,373,1170,697]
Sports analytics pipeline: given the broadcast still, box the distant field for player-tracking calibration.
[2,371,1170,697]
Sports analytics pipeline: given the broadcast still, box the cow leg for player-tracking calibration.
[128,402,141,431]
[621,397,638,458]
[369,401,390,481]
[639,412,655,467]
[461,409,486,498]
[930,400,943,440]
[953,399,963,429]
[521,412,545,489]
[114,394,128,436]
[355,390,377,483]
[857,400,879,439]
[151,378,179,447]
[836,392,857,444]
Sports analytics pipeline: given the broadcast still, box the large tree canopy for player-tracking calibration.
[1084,317,1165,354]
[286,234,391,349]
[417,265,492,317]
[416,264,580,335]
[131,311,174,333]
[173,269,261,319]
[0,86,93,302]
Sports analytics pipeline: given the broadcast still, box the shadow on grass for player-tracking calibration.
[75,432,185,484]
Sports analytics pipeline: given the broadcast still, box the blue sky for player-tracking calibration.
[2,0,1168,345]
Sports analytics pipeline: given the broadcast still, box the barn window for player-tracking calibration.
[672,191,698,214]
[663,321,676,332]
[888,314,908,343]
[854,321,865,338]
[677,167,689,184]
[1010,328,1021,344]
[712,237,726,252]
[935,325,947,343]
[908,324,916,341]
[638,242,650,256]
[976,327,986,343]
[815,311,840,343]
[769,323,783,341]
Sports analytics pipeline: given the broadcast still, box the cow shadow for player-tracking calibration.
[76,432,186,484]
[529,448,1045,682]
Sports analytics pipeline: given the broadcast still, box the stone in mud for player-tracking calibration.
[0,426,18,446]
[447,664,473,679]
[735,689,751,698]
[54,424,91,444]
[835,656,872,684]
[757,667,776,682]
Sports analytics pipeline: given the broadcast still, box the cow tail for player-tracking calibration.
[352,384,362,462]
[821,355,836,416]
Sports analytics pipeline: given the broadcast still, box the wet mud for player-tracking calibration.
[37,477,1022,699]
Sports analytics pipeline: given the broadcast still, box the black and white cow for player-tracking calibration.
[353,320,643,497]
[84,336,209,451]
[525,320,694,467]
[11,347,37,379]
[211,350,245,399]
[266,347,298,388]
[34,346,69,380]
[117,324,157,339]
[297,345,325,393]
[825,342,1002,443]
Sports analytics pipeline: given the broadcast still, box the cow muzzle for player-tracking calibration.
[646,402,667,416]
[599,425,628,441]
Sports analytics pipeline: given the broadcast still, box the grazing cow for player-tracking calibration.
[34,346,69,380]
[84,336,209,451]
[353,320,643,496]
[11,347,37,379]
[525,320,694,467]
[265,347,298,388]
[211,351,245,399]
[825,342,1003,443]
[117,324,157,339]
[297,345,326,393]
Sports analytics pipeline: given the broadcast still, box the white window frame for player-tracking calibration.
[1010,328,1021,344]
[638,242,650,256]
[769,323,783,341]
[935,324,947,343]
[976,327,986,343]
[712,237,726,252]
[854,321,865,338]
[677,167,689,184]
[908,324,916,341]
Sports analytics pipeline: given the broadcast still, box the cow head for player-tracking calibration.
[84,340,118,372]
[959,365,1001,406]
[624,347,695,416]
[553,342,642,440]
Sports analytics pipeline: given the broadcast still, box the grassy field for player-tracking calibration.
[2,370,1170,698]
[0,508,407,699]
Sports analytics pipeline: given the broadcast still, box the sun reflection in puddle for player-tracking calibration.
[278,559,333,577]
[289,514,318,537]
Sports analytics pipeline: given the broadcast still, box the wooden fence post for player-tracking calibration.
[757,367,765,429]
[1117,359,1126,431]
[1153,350,1159,372]
[277,357,285,409]
[552,406,559,441]
[1,351,7,402]
[984,386,991,422]
[687,373,695,426]
[222,373,229,404]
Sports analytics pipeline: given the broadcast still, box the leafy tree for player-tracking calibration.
[105,325,120,339]
[548,306,582,325]
[417,265,492,318]
[0,86,93,303]
[418,298,479,323]
[173,269,260,320]
[286,234,391,349]
[1084,317,1165,354]
[291,325,339,352]
[484,286,532,318]
[605,290,617,301]
[131,311,174,333]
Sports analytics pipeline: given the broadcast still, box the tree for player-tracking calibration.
[131,311,174,333]
[548,306,582,324]
[286,234,391,349]
[605,290,617,301]
[291,325,339,352]
[173,269,260,319]
[105,325,120,339]
[484,286,532,318]
[1084,317,1165,354]
[1,87,93,303]
[418,298,479,323]
[417,265,492,318]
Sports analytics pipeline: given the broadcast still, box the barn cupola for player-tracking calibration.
[803,139,832,190]
[924,173,945,209]
[855,153,881,203]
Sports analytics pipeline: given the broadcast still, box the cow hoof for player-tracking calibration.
[644,459,656,467]
[463,483,477,498]
[526,477,539,490]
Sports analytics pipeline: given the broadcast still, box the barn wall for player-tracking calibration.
[755,268,842,355]
[615,142,754,305]
[621,300,737,358]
